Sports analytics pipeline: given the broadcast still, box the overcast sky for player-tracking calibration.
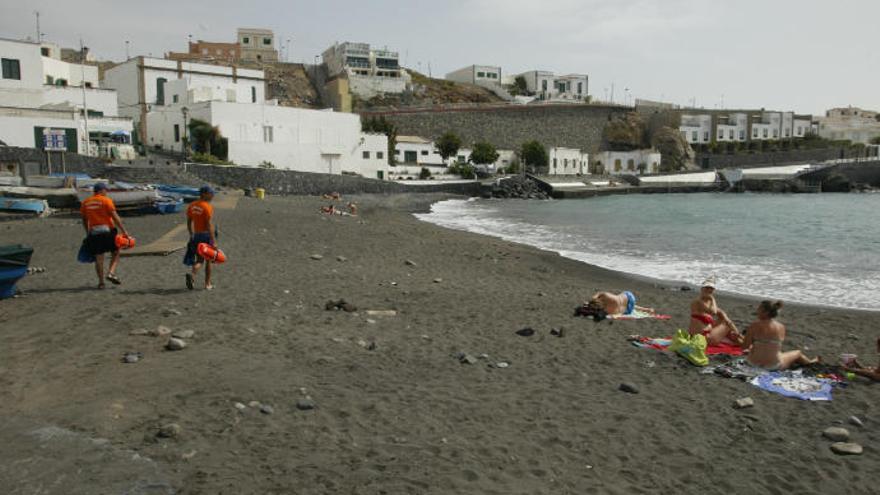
[3,0,877,115]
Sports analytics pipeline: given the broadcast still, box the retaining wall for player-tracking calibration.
[694,148,856,169]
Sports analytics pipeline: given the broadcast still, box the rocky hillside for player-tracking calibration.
[354,70,505,111]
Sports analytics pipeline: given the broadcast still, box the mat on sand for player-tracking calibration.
[630,335,744,356]
[607,309,671,320]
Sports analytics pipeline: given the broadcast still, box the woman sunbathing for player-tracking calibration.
[588,291,653,316]
[688,276,743,345]
[741,300,819,370]
[844,337,880,381]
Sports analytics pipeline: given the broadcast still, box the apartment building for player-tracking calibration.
[322,41,410,98]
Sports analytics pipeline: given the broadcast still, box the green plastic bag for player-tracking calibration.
[667,329,709,367]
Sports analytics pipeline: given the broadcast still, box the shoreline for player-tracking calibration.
[1,192,878,493]
[414,195,880,314]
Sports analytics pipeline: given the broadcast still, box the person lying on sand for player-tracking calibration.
[844,337,880,381]
[688,276,743,345]
[320,205,336,215]
[347,202,358,216]
[740,300,820,370]
[322,192,341,200]
[588,291,653,316]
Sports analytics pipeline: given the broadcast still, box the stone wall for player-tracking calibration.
[360,104,629,155]
[694,148,855,169]
[0,147,108,178]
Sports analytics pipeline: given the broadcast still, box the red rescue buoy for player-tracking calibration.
[115,234,136,250]
[197,242,226,263]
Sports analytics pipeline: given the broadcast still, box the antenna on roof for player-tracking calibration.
[34,10,41,43]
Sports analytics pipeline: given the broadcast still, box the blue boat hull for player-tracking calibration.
[0,266,27,299]
[0,244,33,299]
[0,197,48,215]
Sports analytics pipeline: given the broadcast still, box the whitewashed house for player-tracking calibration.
[143,77,388,178]
[548,147,588,175]
[445,65,502,86]
[395,135,445,166]
[681,110,813,145]
[595,150,662,175]
[680,114,713,145]
[515,70,588,102]
[0,37,132,154]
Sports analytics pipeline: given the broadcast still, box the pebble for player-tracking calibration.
[248,401,262,408]
[537,292,546,297]
[550,328,564,337]
[341,303,357,313]
[830,442,863,456]
[405,260,417,266]
[421,334,431,340]
[822,427,850,442]
[618,383,639,394]
[846,333,859,341]
[122,352,142,364]
[163,308,182,317]
[152,326,172,337]
[515,327,535,337]
[336,256,348,262]
[478,353,490,360]
[157,423,181,439]
[172,330,195,339]
[433,278,443,283]
[460,354,478,365]
[283,289,290,294]
[273,301,282,307]
[366,319,377,325]
[734,397,755,409]
[310,254,323,260]
[259,404,274,415]
[496,362,510,368]
[234,402,247,411]
[849,416,864,428]
[166,338,187,351]
[367,342,378,351]
[296,399,316,411]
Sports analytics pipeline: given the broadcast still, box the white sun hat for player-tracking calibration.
[701,275,717,289]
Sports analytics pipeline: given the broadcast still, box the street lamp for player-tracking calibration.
[181,106,189,164]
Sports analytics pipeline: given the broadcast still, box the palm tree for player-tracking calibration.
[188,119,222,157]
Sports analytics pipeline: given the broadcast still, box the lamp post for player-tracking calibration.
[181,106,189,164]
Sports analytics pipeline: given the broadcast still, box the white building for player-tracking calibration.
[515,70,588,102]
[144,78,388,178]
[595,150,662,175]
[816,106,880,144]
[681,110,813,145]
[548,147,588,175]
[445,65,502,87]
[680,114,713,145]
[0,37,131,154]
[322,42,410,99]
[103,56,265,147]
[395,135,445,166]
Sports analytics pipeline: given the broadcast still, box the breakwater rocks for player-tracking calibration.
[488,176,550,199]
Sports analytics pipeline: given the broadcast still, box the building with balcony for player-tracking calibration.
[0,37,132,154]
[237,28,277,62]
[679,110,813,145]
[322,42,410,99]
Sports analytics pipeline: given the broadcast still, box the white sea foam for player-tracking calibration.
[416,198,880,311]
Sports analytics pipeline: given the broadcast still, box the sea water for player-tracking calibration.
[416,193,880,311]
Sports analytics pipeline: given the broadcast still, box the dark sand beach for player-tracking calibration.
[1,193,878,494]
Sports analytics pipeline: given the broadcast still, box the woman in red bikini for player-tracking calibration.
[688,276,743,345]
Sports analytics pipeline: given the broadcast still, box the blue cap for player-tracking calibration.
[199,185,215,195]
[93,182,108,192]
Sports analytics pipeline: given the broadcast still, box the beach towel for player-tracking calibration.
[607,309,672,321]
[630,335,744,356]
[750,371,834,401]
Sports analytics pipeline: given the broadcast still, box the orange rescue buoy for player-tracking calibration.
[197,243,226,263]
[115,234,136,250]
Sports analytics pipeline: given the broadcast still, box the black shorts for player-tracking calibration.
[84,229,118,256]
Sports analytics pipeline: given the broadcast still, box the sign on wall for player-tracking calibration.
[43,129,67,151]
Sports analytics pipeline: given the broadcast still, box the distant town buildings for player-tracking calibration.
[445,65,502,87]
[679,110,812,145]
[322,42,410,99]
[815,106,880,144]
[0,37,132,156]
[165,28,277,64]
[595,150,661,175]
[548,147,588,175]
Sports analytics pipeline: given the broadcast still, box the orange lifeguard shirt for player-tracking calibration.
[187,200,214,233]
[80,194,116,230]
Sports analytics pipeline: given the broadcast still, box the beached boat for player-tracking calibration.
[150,197,185,214]
[76,187,160,208]
[0,197,51,217]
[156,184,201,202]
[0,244,33,299]
[0,175,22,186]
[0,186,78,208]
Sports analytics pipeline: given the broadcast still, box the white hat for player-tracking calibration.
[701,275,717,289]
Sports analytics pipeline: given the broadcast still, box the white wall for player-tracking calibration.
[395,141,444,166]
[41,86,120,115]
[352,133,389,179]
[548,147,587,175]
[0,39,44,90]
[0,108,78,149]
[597,150,661,175]
[41,57,99,87]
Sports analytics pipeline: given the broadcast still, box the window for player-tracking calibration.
[394,149,400,154]
[41,47,50,57]
[45,75,54,85]
[84,82,92,88]
[477,72,486,78]
[421,150,428,156]
[614,159,622,171]
[577,82,583,94]
[563,158,568,168]
[363,151,370,159]
[457,155,465,163]
[263,38,272,45]
[703,131,709,142]
[627,159,635,171]
[739,130,745,140]
[263,126,273,143]
[553,158,557,168]
[1,58,21,80]
[773,129,778,138]
[156,77,167,105]
[729,130,734,139]
[377,151,384,159]
[763,129,768,138]
[55,79,68,87]
[404,150,418,163]
[243,37,250,44]
[251,86,257,103]
[172,94,179,103]
[753,128,758,138]
[173,124,180,143]
[691,131,698,142]
[542,80,548,91]
[784,129,790,137]
[797,126,803,135]
[718,130,724,139]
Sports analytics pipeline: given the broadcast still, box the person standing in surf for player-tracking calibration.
[688,275,744,345]
[184,186,217,290]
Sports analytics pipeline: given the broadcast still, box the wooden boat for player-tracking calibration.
[0,244,33,299]
[0,197,50,217]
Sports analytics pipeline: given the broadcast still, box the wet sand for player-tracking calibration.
[1,193,878,494]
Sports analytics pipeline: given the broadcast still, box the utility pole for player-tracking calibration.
[80,39,91,156]
[125,40,130,60]
[610,83,615,104]
[34,11,40,42]
[181,107,189,165]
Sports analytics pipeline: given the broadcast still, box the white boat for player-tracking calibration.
[76,187,160,208]
[0,186,78,208]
